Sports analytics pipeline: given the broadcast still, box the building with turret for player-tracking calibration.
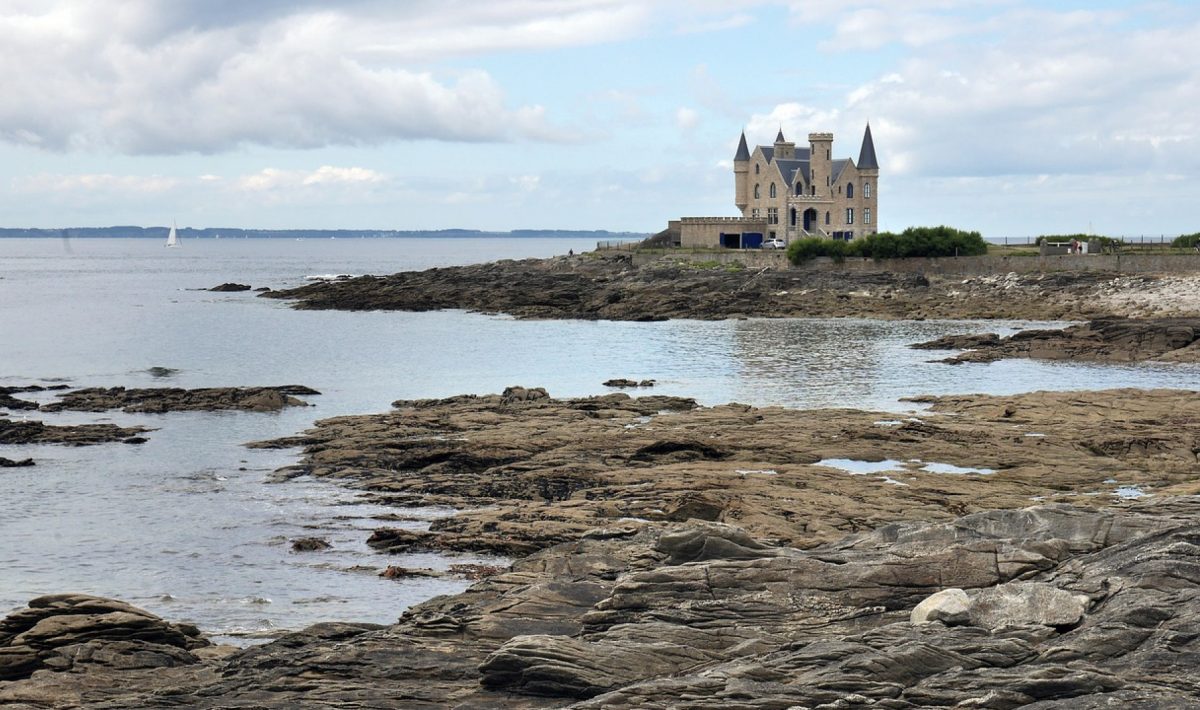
[672,124,878,249]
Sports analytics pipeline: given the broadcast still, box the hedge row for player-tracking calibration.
[787,226,988,264]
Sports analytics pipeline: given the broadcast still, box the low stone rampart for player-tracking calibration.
[634,251,1200,275]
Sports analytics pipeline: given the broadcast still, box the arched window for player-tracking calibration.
[825,211,830,225]
[864,182,871,198]
[755,164,760,175]
[769,183,776,198]
[847,183,854,198]
[754,184,760,199]
[795,183,802,196]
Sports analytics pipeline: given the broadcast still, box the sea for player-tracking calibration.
[3,236,1199,644]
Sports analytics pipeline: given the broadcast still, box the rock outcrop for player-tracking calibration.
[208,283,252,292]
[3,502,1199,708]
[0,419,151,446]
[261,254,1200,321]
[40,386,319,413]
[914,317,1200,363]
[249,387,1200,556]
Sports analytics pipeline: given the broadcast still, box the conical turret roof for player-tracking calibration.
[775,127,786,143]
[858,123,879,170]
[734,131,750,161]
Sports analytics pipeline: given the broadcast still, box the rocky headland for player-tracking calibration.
[914,317,1200,364]
[3,387,1200,707]
[260,254,1200,321]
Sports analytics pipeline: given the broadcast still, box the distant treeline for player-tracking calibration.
[0,227,650,240]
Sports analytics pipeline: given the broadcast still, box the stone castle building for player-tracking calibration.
[673,124,878,249]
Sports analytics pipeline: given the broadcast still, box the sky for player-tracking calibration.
[1,0,1198,236]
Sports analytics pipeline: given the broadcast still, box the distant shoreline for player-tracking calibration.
[0,228,649,240]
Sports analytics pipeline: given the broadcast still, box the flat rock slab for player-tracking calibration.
[0,419,151,446]
[914,317,1200,363]
[41,385,320,413]
[4,502,1200,707]
[251,387,1200,556]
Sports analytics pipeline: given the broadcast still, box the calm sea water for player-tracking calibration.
[3,236,1199,642]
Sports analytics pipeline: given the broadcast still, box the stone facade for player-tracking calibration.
[679,124,879,249]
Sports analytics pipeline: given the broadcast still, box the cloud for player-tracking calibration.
[237,166,386,191]
[675,107,701,132]
[15,173,181,194]
[0,1,658,154]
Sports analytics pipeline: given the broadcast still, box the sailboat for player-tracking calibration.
[165,222,180,248]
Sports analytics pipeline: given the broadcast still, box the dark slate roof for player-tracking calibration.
[734,132,750,161]
[831,159,850,184]
[775,159,810,186]
[760,146,774,162]
[858,123,879,170]
[775,128,786,143]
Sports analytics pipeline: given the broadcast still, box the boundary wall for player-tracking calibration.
[633,251,1200,275]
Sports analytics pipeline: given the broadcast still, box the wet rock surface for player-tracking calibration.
[0,457,35,467]
[3,502,1199,708]
[40,385,320,413]
[208,282,252,292]
[247,387,1199,556]
[261,254,1200,321]
[914,317,1200,363]
[0,419,151,446]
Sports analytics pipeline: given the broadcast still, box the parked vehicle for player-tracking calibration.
[761,238,787,250]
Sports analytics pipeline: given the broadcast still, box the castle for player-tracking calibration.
[672,124,878,249]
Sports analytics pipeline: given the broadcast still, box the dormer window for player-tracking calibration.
[847,183,854,198]
[795,183,802,196]
[769,183,776,198]
[755,164,760,175]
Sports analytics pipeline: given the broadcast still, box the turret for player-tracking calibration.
[733,130,750,213]
[857,123,879,233]
[808,132,833,197]
[773,127,796,160]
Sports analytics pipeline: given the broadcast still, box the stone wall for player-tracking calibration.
[634,250,1200,275]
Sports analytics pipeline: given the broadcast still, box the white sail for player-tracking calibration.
[165,222,179,248]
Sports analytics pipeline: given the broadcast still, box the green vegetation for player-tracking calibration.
[786,237,846,263]
[788,226,988,265]
[846,226,988,260]
[1035,234,1093,245]
[1171,233,1200,249]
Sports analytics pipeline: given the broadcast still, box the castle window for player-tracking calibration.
[846,208,855,225]
[755,164,760,175]
[810,185,815,196]
[838,185,842,195]
[825,211,830,225]
[767,207,778,224]
[865,182,871,198]
[751,208,760,218]
[769,183,776,198]
[827,148,831,159]
[795,183,802,196]
[864,208,872,225]
[847,183,854,198]
[754,184,760,199]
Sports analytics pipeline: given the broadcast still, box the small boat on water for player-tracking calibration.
[165,222,180,248]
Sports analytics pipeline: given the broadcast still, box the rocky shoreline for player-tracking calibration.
[914,317,1200,364]
[3,386,1200,707]
[260,253,1200,321]
[0,385,319,448]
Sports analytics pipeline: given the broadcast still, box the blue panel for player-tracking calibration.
[742,233,763,249]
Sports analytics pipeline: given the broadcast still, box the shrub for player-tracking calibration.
[846,226,987,259]
[1171,233,1200,248]
[787,237,846,264]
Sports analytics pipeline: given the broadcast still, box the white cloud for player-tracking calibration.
[237,166,386,191]
[675,107,701,132]
[15,173,181,194]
